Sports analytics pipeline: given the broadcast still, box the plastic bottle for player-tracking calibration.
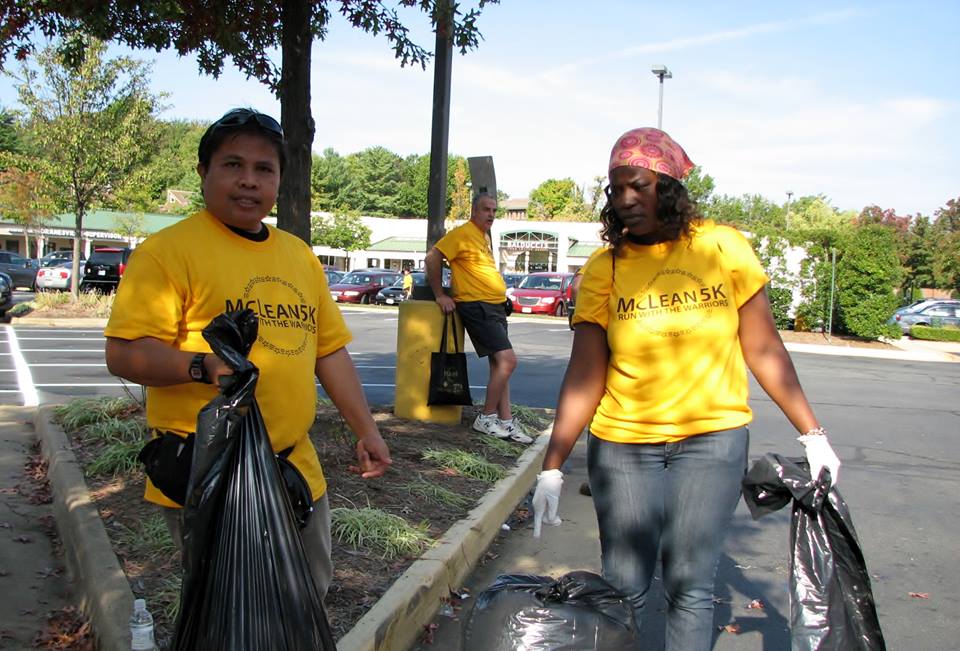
[129,598,156,651]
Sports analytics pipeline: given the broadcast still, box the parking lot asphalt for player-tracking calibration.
[2,307,958,650]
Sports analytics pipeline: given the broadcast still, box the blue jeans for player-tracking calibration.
[587,427,749,650]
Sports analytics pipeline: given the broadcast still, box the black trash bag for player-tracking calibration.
[462,571,639,650]
[742,453,886,651]
[172,309,336,651]
[427,312,473,406]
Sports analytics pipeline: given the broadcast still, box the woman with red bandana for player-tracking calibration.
[532,128,840,649]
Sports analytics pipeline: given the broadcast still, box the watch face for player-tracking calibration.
[190,366,202,380]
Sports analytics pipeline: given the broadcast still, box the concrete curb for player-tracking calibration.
[34,405,133,651]
[14,316,110,327]
[337,425,550,651]
[35,401,549,651]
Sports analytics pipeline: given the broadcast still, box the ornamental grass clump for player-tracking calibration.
[422,448,506,483]
[330,507,432,560]
[403,477,471,508]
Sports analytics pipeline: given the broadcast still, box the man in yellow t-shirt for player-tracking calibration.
[425,193,532,444]
[401,268,413,300]
[104,108,392,600]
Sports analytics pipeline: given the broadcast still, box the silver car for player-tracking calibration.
[891,301,960,334]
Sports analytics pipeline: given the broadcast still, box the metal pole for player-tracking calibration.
[827,247,836,341]
[426,0,454,253]
[657,75,664,129]
[785,191,793,229]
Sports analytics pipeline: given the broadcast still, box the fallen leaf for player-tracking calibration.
[420,622,439,645]
[746,599,765,610]
[719,623,742,634]
[0,522,11,529]
[908,592,930,599]
[12,535,33,544]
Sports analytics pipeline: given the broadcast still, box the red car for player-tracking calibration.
[329,270,400,304]
[507,272,575,316]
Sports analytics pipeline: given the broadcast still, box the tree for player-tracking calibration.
[835,224,902,338]
[0,108,18,153]
[528,178,584,220]
[311,147,352,212]
[11,38,162,297]
[0,1,498,243]
[344,146,404,215]
[449,157,471,222]
[931,197,960,294]
[683,165,714,206]
[311,210,371,266]
[113,212,148,246]
[0,163,54,257]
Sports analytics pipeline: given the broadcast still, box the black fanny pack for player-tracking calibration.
[503,298,513,316]
[138,431,314,529]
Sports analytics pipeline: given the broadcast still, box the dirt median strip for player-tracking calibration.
[34,404,133,651]
[35,402,551,651]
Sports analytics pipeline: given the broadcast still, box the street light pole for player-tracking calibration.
[650,64,672,129]
[785,190,793,229]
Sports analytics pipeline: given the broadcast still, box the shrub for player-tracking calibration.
[768,286,794,330]
[880,324,903,340]
[835,225,902,338]
[911,325,960,342]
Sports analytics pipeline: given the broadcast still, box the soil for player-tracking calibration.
[776,329,897,350]
[57,403,545,649]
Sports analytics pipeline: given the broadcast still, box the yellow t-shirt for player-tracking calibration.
[105,210,352,506]
[435,221,507,303]
[572,221,769,443]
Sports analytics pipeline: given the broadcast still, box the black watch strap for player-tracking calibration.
[189,353,211,384]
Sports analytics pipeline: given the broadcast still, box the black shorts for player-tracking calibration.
[455,301,512,358]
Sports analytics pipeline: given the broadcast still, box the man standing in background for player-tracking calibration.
[425,193,532,444]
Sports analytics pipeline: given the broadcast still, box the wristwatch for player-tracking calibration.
[188,353,211,384]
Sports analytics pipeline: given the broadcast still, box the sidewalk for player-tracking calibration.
[0,406,75,648]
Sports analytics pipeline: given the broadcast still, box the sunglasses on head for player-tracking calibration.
[211,108,284,138]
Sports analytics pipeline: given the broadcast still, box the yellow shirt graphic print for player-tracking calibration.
[573,222,769,444]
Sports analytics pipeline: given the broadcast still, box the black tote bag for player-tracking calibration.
[427,312,474,406]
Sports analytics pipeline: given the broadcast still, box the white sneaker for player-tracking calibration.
[498,418,534,444]
[472,413,512,440]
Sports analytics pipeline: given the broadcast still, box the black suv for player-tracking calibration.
[81,247,133,292]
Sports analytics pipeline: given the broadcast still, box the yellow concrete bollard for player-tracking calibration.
[394,300,466,423]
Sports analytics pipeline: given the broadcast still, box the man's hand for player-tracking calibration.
[353,431,393,479]
[204,353,234,387]
[435,294,456,314]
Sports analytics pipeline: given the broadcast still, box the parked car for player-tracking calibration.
[506,272,575,316]
[891,301,960,334]
[81,247,133,293]
[0,251,40,290]
[502,272,526,289]
[374,277,408,306]
[40,251,79,268]
[36,261,78,291]
[891,298,958,319]
[0,272,13,319]
[324,269,344,285]
[329,270,400,304]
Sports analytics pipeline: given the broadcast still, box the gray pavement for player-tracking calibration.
[418,342,960,650]
[0,406,75,648]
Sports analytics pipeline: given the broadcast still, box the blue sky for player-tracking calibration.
[1,1,957,216]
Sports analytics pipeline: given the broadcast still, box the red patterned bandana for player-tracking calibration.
[608,127,695,180]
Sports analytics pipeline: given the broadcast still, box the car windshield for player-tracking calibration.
[90,251,124,264]
[519,275,563,291]
[340,273,378,285]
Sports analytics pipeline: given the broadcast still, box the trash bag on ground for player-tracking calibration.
[172,309,336,651]
[462,571,639,650]
[742,453,886,651]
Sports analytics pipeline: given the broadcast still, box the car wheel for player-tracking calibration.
[360,294,370,305]
[554,302,566,317]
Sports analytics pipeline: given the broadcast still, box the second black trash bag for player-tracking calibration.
[462,571,639,650]
[427,312,473,406]
[742,453,886,651]
[172,309,336,651]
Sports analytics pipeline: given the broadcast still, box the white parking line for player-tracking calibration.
[27,363,108,367]
[354,365,395,369]
[11,337,106,341]
[0,349,104,354]
[34,383,125,387]
[3,326,38,406]
[12,329,105,333]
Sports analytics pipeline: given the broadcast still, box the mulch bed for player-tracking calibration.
[58,403,544,648]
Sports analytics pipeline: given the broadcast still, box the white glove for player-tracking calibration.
[532,469,564,537]
[799,431,841,486]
